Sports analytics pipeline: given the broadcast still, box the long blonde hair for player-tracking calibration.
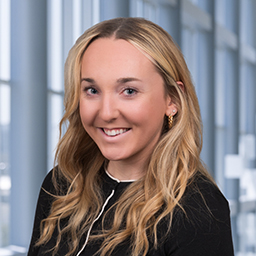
[37,17,212,256]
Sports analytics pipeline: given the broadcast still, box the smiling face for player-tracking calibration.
[79,38,176,176]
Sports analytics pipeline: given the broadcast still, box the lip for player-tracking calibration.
[100,128,131,137]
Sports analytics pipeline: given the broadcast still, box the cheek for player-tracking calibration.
[144,96,167,117]
[144,105,167,131]
[79,101,92,126]
[126,103,165,129]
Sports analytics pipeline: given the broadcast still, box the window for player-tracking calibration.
[0,0,10,249]
[47,0,101,170]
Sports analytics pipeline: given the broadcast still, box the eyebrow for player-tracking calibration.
[81,77,142,84]
[116,77,142,84]
[81,78,95,83]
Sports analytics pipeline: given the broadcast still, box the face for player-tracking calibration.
[79,38,176,167]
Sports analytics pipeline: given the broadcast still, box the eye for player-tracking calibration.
[123,88,137,96]
[84,87,98,95]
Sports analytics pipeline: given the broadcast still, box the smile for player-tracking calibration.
[102,128,130,137]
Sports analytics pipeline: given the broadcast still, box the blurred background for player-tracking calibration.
[0,0,255,255]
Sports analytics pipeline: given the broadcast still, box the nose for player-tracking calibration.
[98,94,119,122]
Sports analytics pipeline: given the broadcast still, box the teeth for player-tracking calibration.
[103,128,129,136]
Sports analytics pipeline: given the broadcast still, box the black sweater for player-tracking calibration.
[28,168,234,256]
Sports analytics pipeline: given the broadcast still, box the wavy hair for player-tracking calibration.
[37,17,213,256]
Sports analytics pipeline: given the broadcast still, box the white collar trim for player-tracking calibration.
[105,170,137,183]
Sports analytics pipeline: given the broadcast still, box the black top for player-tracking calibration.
[28,168,234,256]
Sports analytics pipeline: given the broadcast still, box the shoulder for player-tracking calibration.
[41,169,54,192]
[182,174,230,221]
[41,166,69,195]
[28,169,59,256]
[36,167,67,216]
[174,173,231,235]
[30,168,68,234]
[162,173,234,255]
[35,169,56,217]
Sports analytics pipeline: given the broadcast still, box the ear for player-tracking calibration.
[176,81,185,92]
[165,95,178,117]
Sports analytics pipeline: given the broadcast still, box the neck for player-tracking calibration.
[107,159,147,181]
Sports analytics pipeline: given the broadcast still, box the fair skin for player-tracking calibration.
[79,38,177,181]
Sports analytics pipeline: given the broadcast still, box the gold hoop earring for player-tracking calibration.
[168,115,174,129]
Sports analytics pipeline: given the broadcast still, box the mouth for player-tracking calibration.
[102,128,130,137]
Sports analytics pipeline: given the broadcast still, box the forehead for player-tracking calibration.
[81,38,158,76]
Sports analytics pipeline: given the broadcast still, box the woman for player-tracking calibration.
[28,17,234,256]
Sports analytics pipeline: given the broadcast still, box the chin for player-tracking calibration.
[103,155,126,161]
[100,150,128,162]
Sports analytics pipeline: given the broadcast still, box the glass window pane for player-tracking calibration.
[216,0,238,34]
[238,212,256,253]
[143,2,156,22]
[188,0,212,14]
[0,85,10,127]
[92,0,100,24]
[0,84,11,247]
[241,0,256,47]
[0,0,10,81]
[0,0,11,249]
[47,0,63,92]
[48,93,64,170]
[181,27,198,91]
